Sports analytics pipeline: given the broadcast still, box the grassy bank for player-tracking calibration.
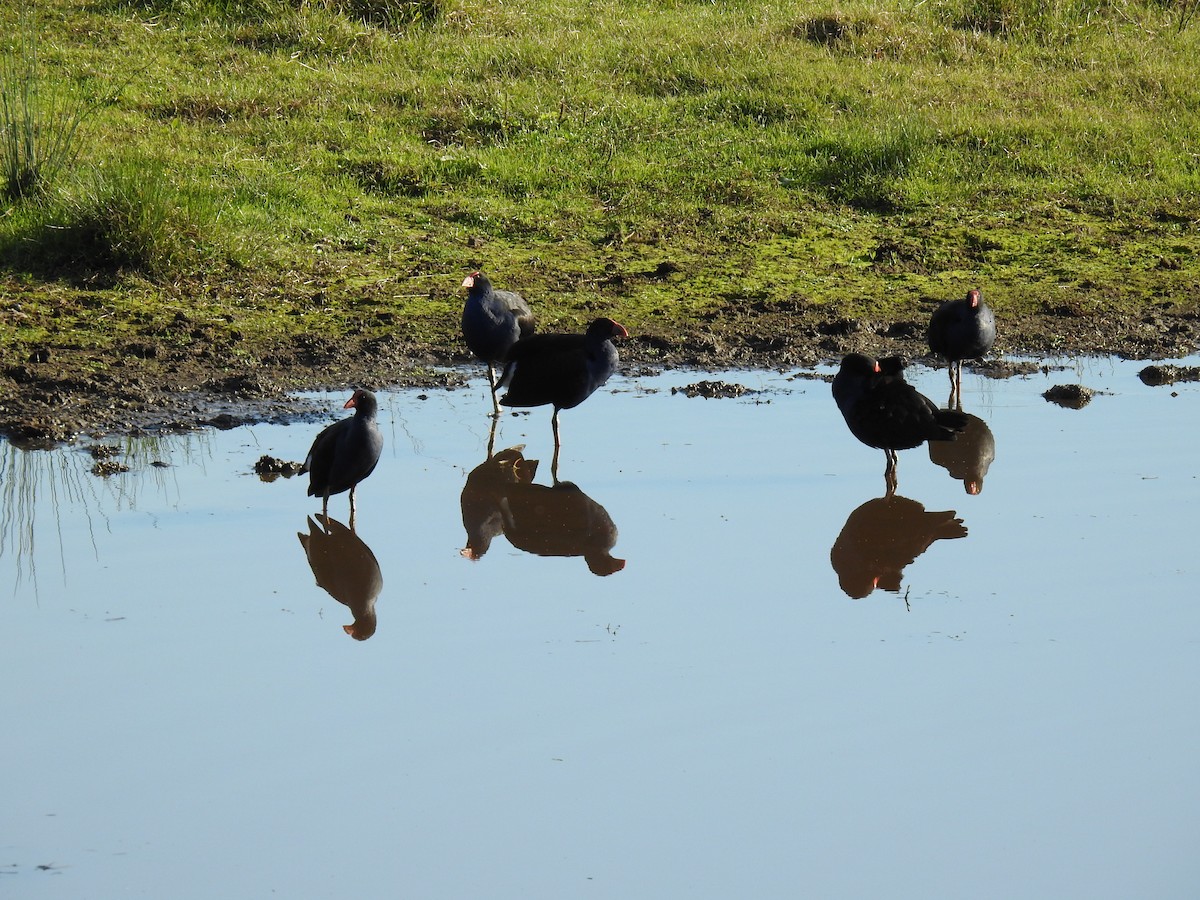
[1,0,1198,368]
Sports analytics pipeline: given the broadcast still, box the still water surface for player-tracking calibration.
[2,357,1198,898]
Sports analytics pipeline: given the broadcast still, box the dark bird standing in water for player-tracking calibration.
[461,271,536,416]
[498,316,627,462]
[832,353,968,491]
[301,388,383,520]
[928,288,996,404]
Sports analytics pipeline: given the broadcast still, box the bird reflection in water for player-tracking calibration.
[297,515,383,639]
[460,446,625,576]
[830,493,967,599]
[460,446,539,561]
[929,412,995,495]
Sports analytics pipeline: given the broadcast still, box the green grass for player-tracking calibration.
[1,0,1198,359]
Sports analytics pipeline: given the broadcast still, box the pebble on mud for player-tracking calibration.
[1043,384,1094,409]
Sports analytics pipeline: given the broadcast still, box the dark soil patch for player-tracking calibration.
[2,302,1199,445]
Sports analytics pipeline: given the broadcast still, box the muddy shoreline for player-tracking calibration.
[3,303,1198,446]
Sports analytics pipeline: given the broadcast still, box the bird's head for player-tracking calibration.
[344,388,376,411]
[839,353,880,376]
[588,317,629,341]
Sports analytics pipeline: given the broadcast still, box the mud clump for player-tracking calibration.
[255,455,304,479]
[1138,364,1200,386]
[976,359,1043,379]
[671,380,754,399]
[1043,384,1094,409]
[91,459,130,477]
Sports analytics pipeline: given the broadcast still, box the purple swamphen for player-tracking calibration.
[832,353,968,490]
[927,288,996,403]
[461,270,536,415]
[498,317,628,450]
[301,388,383,519]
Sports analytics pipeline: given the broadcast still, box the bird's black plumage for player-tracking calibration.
[832,353,968,487]
[301,388,383,516]
[928,288,996,399]
[461,271,535,413]
[498,317,627,449]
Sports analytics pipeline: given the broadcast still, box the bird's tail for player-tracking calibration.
[931,408,970,440]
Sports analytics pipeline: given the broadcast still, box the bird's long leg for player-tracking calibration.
[348,486,357,530]
[486,414,498,459]
[322,491,330,518]
[487,363,502,417]
[550,409,562,481]
[884,451,899,496]
[940,362,960,412]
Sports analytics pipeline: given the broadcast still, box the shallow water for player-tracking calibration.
[3,357,1199,899]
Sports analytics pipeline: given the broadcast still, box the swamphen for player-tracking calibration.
[927,288,996,403]
[832,353,968,490]
[498,317,628,450]
[301,388,383,519]
[461,271,536,415]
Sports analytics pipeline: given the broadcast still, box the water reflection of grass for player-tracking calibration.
[0,433,212,596]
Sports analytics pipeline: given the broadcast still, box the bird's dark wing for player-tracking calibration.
[853,380,963,449]
[496,289,536,339]
[499,334,589,408]
[322,418,383,495]
[302,418,348,496]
